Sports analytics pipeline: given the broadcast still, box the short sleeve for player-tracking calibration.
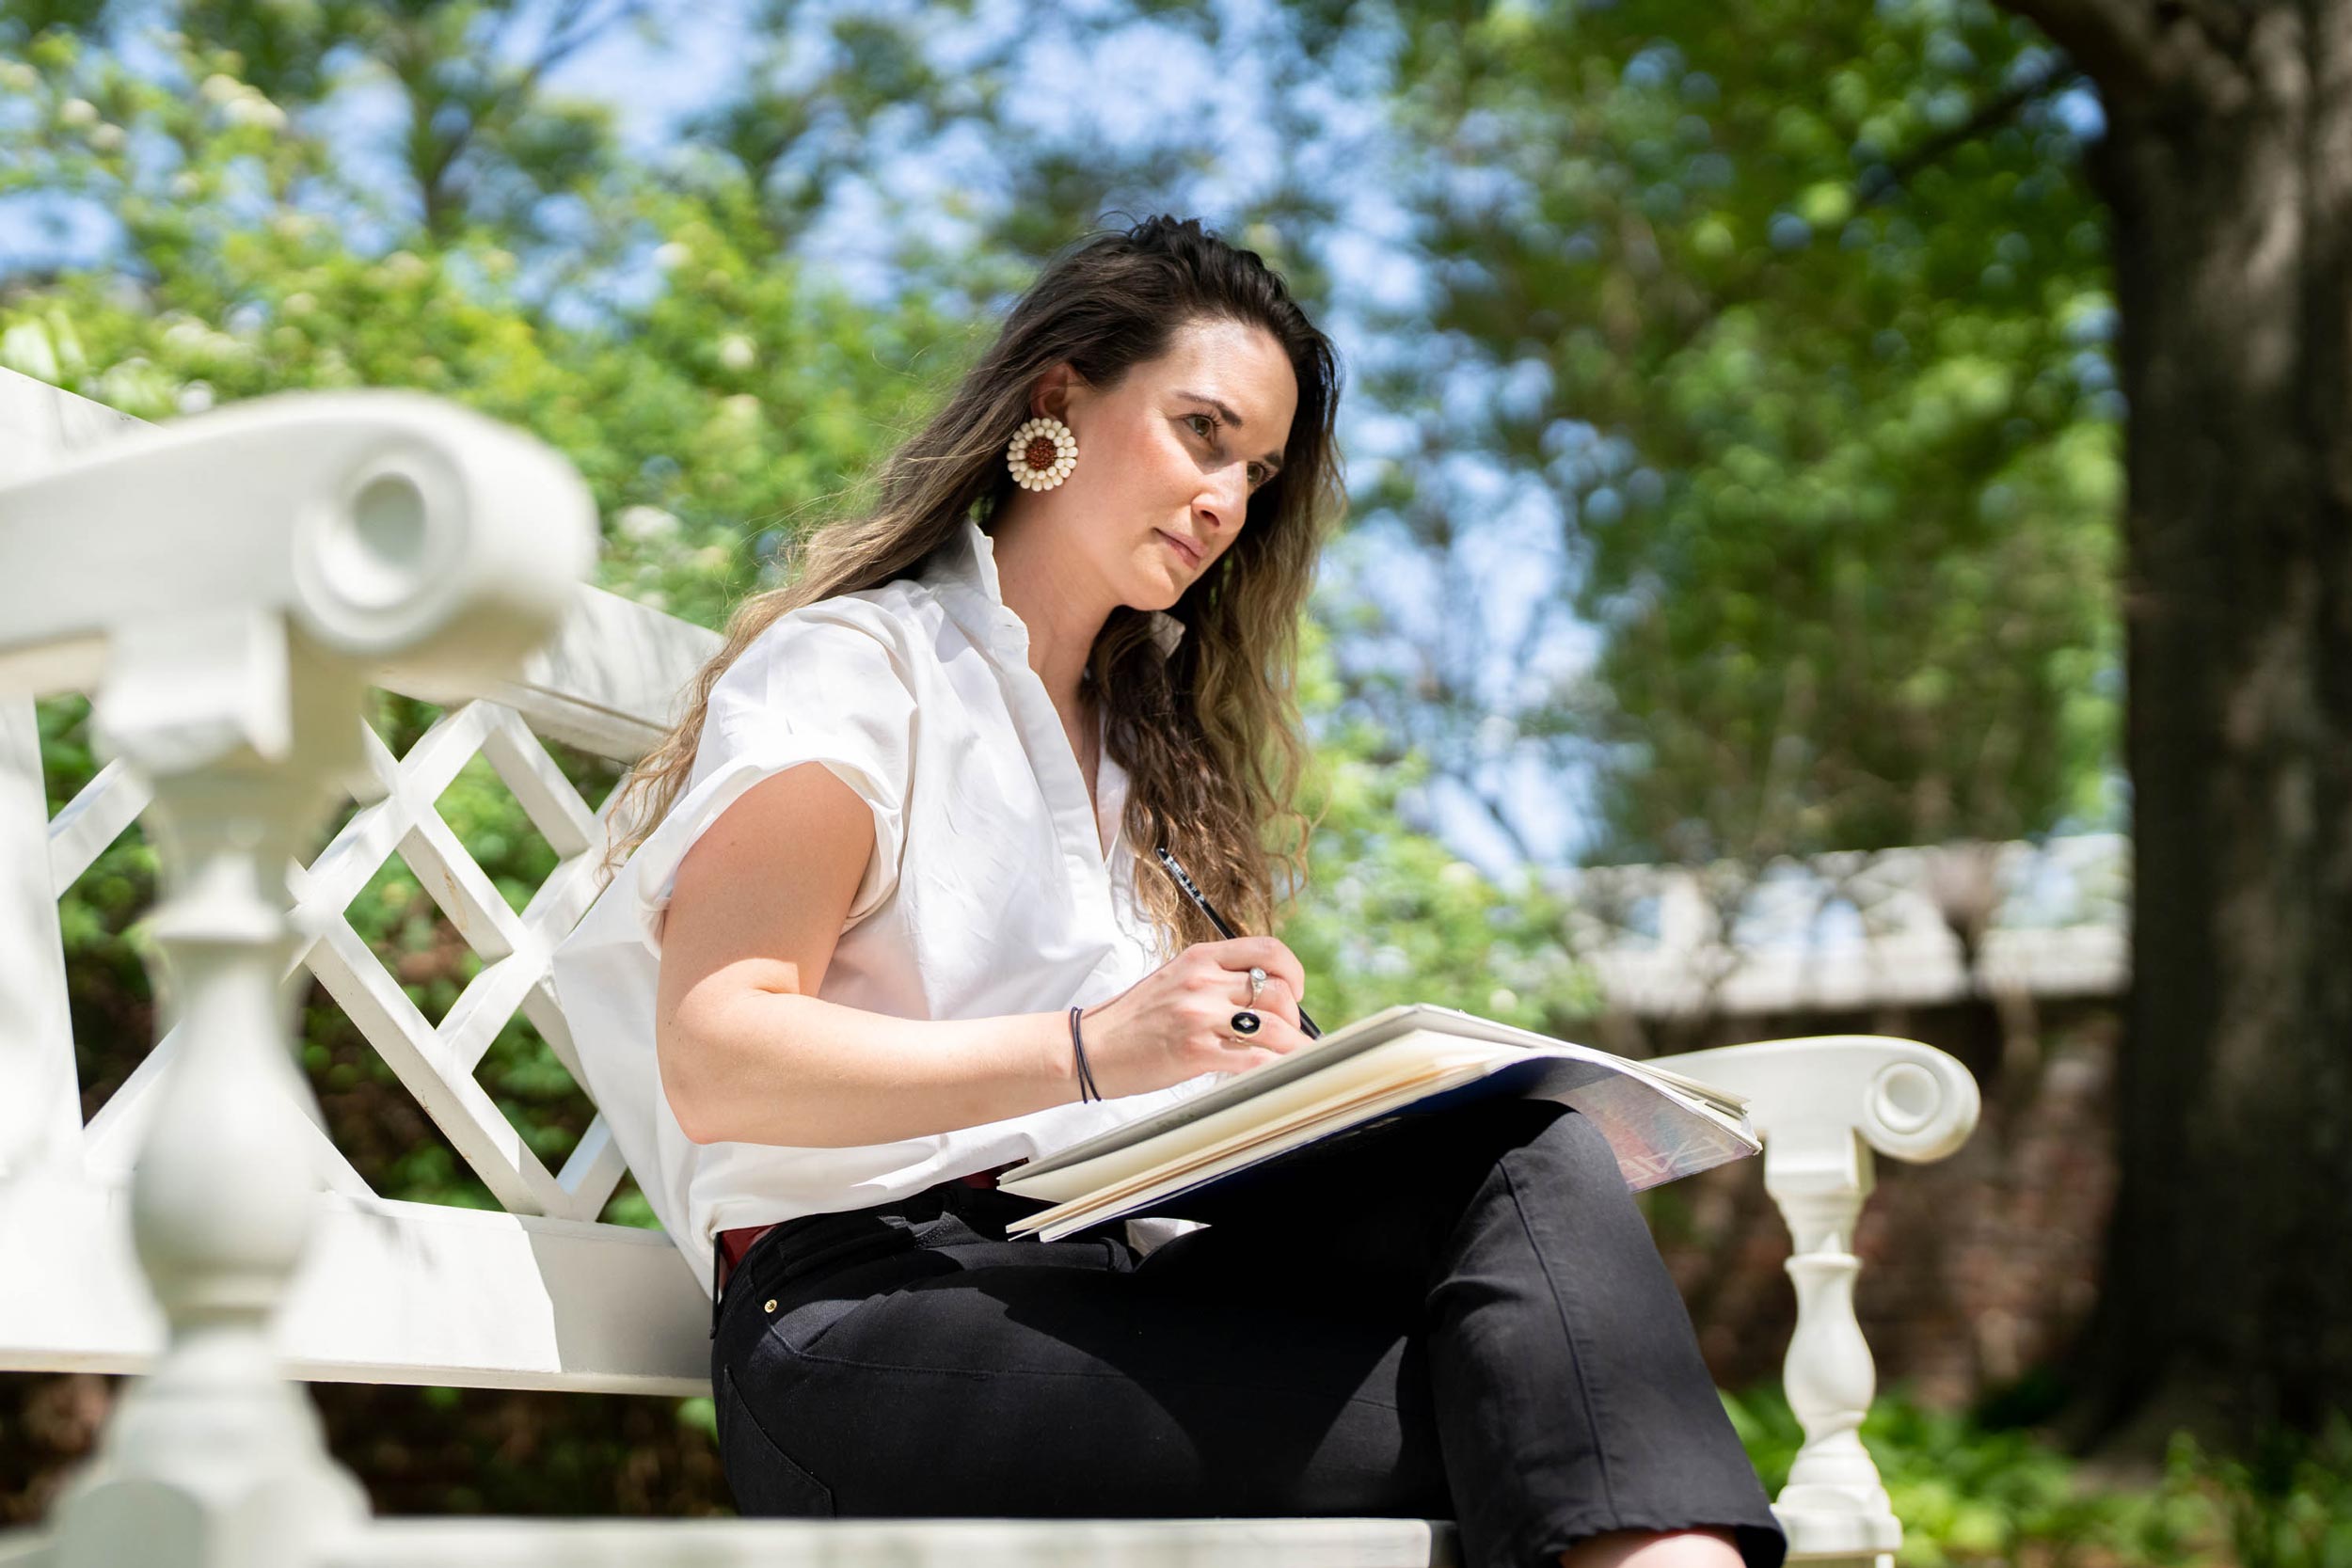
[627,604,917,955]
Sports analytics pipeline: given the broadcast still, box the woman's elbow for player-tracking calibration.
[657,986,827,1146]
[656,1015,730,1145]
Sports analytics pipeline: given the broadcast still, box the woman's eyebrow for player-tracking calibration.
[1174,388,1285,474]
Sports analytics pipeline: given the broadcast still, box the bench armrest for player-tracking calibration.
[0,388,595,1567]
[1649,1034,1981,1563]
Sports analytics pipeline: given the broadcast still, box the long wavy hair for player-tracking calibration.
[599,213,1346,955]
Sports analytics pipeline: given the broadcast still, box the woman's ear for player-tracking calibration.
[1031,359,1090,421]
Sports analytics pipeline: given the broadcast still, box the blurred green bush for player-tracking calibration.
[1725,1381,2352,1568]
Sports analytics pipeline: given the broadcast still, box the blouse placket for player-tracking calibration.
[927,535,1128,979]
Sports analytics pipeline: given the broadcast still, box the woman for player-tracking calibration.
[549,214,1787,1568]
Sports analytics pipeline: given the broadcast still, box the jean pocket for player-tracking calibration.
[739,1212,920,1302]
[760,1235,961,1359]
[765,1290,868,1357]
[717,1367,837,1517]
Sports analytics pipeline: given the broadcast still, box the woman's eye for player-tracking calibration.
[1188,411,1267,489]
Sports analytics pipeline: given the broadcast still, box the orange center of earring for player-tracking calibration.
[1025,436,1058,470]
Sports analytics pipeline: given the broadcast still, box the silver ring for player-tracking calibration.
[1247,966,1267,1004]
[1230,1008,1262,1037]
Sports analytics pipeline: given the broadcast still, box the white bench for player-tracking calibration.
[0,372,1981,1568]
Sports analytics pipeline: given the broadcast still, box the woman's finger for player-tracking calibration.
[1207,936,1309,1015]
[1200,937,1307,1005]
[1218,1007,1310,1066]
[1263,941,1309,1012]
[1206,934,1293,982]
[1230,968,1300,1028]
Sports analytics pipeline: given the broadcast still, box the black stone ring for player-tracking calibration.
[1229,1009,1263,1036]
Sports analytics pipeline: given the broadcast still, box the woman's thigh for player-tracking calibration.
[1134,1095,1597,1300]
[714,1225,1452,1522]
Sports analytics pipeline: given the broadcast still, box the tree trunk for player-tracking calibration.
[2012,0,2352,1453]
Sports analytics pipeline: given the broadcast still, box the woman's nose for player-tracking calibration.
[1197,481,1247,537]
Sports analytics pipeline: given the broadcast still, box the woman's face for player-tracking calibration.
[1037,316,1300,613]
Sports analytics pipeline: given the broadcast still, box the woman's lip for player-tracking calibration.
[1157,530,1202,566]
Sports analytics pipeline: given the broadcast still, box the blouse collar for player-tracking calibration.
[922,515,1162,864]
[922,515,1187,663]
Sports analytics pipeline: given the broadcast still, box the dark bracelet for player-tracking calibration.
[1067,1004,1103,1103]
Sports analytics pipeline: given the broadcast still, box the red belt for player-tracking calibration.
[717,1163,1018,1295]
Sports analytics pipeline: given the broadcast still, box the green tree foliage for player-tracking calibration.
[1351,0,2122,874]
[1283,617,1600,1032]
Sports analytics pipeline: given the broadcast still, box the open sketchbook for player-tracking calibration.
[998,1002,1762,1242]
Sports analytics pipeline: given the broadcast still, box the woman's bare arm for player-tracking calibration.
[654,762,1079,1147]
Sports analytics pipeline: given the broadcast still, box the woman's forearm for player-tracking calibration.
[658,987,1083,1148]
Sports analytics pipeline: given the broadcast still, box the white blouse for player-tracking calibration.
[550,515,1229,1299]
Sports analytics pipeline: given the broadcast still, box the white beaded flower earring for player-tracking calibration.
[1007,414,1077,490]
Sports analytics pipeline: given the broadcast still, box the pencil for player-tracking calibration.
[1152,845,1324,1039]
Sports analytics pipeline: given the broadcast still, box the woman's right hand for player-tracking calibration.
[1076,937,1316,1098]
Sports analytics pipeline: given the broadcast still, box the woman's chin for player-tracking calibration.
[1126,566,1187,611]
[1127,589,1184,616]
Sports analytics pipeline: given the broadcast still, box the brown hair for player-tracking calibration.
[600,213,1346,953]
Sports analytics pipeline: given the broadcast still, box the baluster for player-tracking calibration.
[1763,1124,1899,1568]
[47,625,370,1568]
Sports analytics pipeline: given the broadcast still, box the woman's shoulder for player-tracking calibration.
[691,579,949,812]
[733,576,950,677]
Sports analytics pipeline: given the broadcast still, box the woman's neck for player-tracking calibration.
[989,518,1110,714]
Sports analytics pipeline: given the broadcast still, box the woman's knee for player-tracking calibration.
[1447,1096,1619,1181]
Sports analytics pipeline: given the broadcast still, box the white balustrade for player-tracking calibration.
[0,386,594,1568]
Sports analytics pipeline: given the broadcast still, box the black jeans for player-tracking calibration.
[709,1097,1788,1568]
